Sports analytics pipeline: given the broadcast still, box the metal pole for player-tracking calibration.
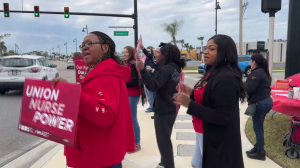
[21,0,23,11]
[269,12,275,78]
[74,38,77,53]
[57,45,60,56]
[65,42,68,56]
[133,0,138,46]
[86,25,88,34]
[239,0,243,55]
[215,0,217,35]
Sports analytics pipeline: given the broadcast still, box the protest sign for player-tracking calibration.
[73,57,88,83]
[177,71,185,113]
[19,79,81,147]
[140,55,146,64]
[275,79,290,90]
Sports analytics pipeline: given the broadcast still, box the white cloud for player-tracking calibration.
[0,0,290,53]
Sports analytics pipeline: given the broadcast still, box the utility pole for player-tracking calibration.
[239,0,243,55]
[239,0,248,55]
[64,42,68,56]
[73,38,77,53]
[57,45,60,56]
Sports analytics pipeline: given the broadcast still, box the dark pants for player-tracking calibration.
[252,97,273,150]
[154,113,177,168]
[108,163,122,168]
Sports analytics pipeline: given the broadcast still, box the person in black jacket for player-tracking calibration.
[140,44,159,112]
[137,43,186,168]
[174,35,246,168]
[245,53,273,160]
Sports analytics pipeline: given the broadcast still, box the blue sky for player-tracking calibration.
[0,0,289,55]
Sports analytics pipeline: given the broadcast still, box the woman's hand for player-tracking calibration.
[147,66,153,71]
[173,93,191,108]
[137,59,145,71]
[176,84,193,96]
[52,77,68,88]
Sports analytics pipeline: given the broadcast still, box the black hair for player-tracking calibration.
[196,35,246,103]
[89,31,123,65]
[251,53,271,79]
[159,42,186,69]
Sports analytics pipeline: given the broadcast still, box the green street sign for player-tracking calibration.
[114,31,129,36]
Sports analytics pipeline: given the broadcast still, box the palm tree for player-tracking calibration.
[197,36,205,51]
[177,39,185,52]
[0,41,7,55]
[197,36,205,61]
[162,19,184,46]
[184,43,197,60]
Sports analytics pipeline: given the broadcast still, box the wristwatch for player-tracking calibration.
[152,69,155,73]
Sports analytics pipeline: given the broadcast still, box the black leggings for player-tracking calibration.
[154,113,177,168]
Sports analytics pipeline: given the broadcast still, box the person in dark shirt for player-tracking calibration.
[174,35,246,168]
[123,46,142,153]
[245,53,272,161]
[140,44,159,112]
[137,43,186,168]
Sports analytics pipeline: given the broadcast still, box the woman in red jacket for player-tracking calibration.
[123,46,142,152]
[52,31,135,168]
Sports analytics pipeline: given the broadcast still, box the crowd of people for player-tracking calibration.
[51,31,272,168]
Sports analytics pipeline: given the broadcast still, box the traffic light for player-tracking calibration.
[34,6,40,17]
[3,3,10,18]
[64,7,70,18]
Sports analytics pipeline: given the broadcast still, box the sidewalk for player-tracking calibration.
[31,103,281,168]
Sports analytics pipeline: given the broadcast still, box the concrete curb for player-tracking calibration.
[2,141,58,168]
[0,139,47,167]
[30,144,63,168]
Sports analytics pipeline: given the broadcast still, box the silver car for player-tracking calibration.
[67,59,74,69]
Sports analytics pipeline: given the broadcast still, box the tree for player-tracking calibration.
[0,41,7,55]
[162,19,184,46]
[0,34,10,56]
[197,36,205,61]
[73,52,82,57]
[184,43,196,60]
[147,46,154,50]
[177,39,185,52]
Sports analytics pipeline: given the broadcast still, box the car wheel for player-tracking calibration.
[42,76,48,80]
[67,67,69,69]
[245,67,251,77]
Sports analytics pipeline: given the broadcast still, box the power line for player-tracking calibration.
[218,0,238,22]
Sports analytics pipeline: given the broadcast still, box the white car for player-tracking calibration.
[67,59,74,69]
[0,55,59,95]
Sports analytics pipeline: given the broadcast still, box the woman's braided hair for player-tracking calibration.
[84,31,124,75]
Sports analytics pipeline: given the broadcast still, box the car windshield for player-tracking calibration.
[2,58,34,67]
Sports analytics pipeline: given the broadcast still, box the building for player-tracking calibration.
[236,40,287,63]
[180,49,199,60]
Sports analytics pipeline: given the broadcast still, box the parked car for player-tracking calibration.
[67,59,74,69]
[0,55,59,95]
[198,55,252,76]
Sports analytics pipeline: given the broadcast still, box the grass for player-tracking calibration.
[274,67,285,71]
[245,114,300,168]
[183,66,198,71]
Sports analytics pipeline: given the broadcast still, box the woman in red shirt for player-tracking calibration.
[52,31,135,168]
[123,46,142,152]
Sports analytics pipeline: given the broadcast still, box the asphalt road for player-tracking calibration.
[0,61,75,165]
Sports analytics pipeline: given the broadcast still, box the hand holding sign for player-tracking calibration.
[136,59,145,71]
[52,77,68,88]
